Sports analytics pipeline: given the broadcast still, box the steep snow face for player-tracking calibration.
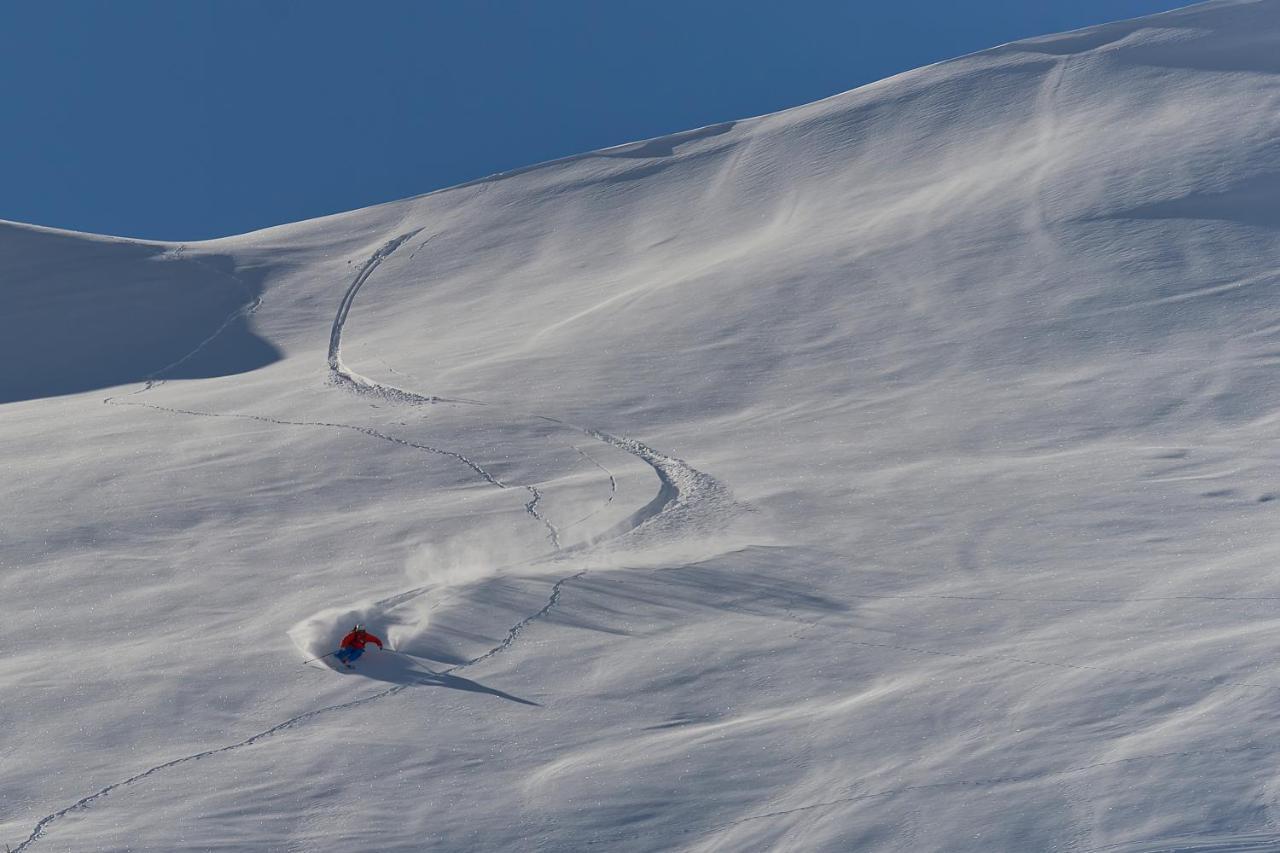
[0,226,279,405]
[7,1,1280,850]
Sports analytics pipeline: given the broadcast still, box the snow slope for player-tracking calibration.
[7,0,1280,849]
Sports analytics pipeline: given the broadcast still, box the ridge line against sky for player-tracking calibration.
[1,0,1188,241]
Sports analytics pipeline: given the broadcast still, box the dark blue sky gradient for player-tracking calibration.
[1,1,1185,240]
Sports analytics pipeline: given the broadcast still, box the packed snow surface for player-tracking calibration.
[7,1,1280,849]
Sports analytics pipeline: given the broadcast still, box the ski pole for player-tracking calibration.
[302,651,338,665]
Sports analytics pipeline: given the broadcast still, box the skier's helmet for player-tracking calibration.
[352,623,361,633]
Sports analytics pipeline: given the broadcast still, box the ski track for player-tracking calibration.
[323,230,729,549]
[22,225,1265,850]
[450,571,587,672]
[11,571,580,853]
[560,446,617,529]
[19,229,730,849]
[326,229,560,548]
[524,485,561,549]
[332,236,733,614]
[326,229,431,404]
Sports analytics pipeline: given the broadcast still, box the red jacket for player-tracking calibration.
[340,629,384,651]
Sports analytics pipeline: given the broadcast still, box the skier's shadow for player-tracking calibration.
[336,649,539,707]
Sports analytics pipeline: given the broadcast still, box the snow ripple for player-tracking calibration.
[20,225,734,851]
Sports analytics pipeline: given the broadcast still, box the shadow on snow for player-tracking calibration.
[0,224,280,405]
[335,649,540,707]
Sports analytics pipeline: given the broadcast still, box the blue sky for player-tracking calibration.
[2,1,1184,240]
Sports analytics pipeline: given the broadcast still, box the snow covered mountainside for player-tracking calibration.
[7,0,1280,849]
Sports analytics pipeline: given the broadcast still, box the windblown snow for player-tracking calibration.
[7,1,1280,849]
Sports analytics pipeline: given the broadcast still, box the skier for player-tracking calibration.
[335,624,384,669]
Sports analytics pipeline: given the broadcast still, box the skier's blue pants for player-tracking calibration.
[335,647,364,665]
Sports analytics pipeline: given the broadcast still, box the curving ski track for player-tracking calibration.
[328,230,443,406]
[334,232,733,613]
[328,229,562,546]
[560,446,617,529]
[19,229,730,850]
[323,230,732,550]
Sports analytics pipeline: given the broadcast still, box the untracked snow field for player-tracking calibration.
[7,1,1280,850]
